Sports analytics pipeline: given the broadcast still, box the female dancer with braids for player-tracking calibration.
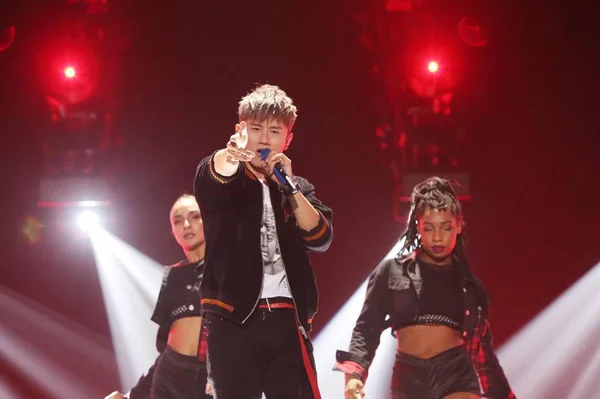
[334,177,515,399]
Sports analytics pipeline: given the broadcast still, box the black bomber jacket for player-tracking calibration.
[193,153,333,333]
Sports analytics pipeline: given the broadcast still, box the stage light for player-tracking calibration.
[427,60,439,74]
[78,210,100,232]
[40,40,99,104]
[64,66,76,79]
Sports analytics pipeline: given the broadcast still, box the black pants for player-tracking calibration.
[205,306,318,399]
[391,345,481,399]
[151,345,212,399]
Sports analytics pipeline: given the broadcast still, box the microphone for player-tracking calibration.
[258,148,298,195]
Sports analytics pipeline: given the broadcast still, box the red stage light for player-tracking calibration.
[40,39,99,104]
[64,66,76,78]
[427,61,439,73]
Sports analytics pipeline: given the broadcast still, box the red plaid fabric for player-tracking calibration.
[197,323,208,363]
[467,317,517,399]
[332,360,367,382]
[467,317,488,390]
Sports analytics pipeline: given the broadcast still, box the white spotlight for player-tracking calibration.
[78,210,100,232]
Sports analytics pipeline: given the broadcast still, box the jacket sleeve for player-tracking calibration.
[333,259,391,382]
[474,317,517,399]
[193,151,243,208]
[294,177,333,252]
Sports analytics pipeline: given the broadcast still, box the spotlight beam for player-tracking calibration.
[0,285,118,397]
[88,228,164,391]
[314,239,405,399]
[498,261,600,398]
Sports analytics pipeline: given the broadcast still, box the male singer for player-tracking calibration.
[193,84,333,399]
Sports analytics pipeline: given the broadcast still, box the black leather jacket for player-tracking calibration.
[335,254,516,399]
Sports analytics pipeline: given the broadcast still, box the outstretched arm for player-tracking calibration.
[334,259,392,398]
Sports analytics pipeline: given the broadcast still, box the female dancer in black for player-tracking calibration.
[105,194,212,399]
[335,177,515,399]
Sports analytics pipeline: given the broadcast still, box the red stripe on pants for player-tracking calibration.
[295,323,321,399]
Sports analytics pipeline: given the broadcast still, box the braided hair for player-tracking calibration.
[396,176,491,314]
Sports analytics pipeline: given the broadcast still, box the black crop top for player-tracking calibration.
[414,261,464,330]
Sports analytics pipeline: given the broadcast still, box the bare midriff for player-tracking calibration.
[396,324,464,359]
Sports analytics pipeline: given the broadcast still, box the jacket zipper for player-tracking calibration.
[242,208,265,324]
[243,273,264,324]
[242,180,267,324]
[287,275,308,338]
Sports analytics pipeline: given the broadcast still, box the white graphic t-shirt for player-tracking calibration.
[259,179,292,299]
